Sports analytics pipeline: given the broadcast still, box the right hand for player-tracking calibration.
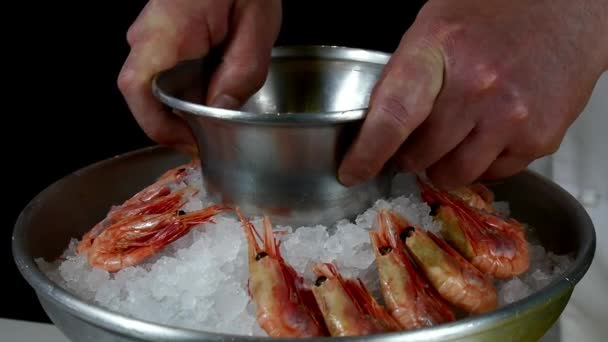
[118,0,282,153]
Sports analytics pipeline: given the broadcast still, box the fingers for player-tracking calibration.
[206,0,282,108]
[479,153,531,180]
[338,27,445,186]
[395,91,475,173]
[118,0,233,147]
[425,126,507,190]
[118,41,196,147]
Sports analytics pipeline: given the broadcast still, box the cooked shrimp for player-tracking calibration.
[418,179,529,278]
[238,210,328,337]
[449,183,495,213]
[389,212,497,314]
[77,160,199,254]
[311,262,400,336]
[78,187,197,254]
[87,204,228,272]
[123,159,199,205]
[370,209,455,329]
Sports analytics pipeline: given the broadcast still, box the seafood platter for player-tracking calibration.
[13,47,595,341]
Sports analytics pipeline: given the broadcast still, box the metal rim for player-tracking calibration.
[151,45,392,125]
[12,146,596,341]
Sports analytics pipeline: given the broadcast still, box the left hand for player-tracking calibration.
[338,0,608,190]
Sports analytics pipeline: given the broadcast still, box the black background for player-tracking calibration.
[5,1,424,323]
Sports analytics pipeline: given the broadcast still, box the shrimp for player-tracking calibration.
[387,211,497,314]
[77,160,199,254]
[370,209,455,329]
[238,210,328,337]
[311,262,401,336]
[78,187,197,254]
[418,179,529,278]
[87,204,229,272]
[123,159,199,205]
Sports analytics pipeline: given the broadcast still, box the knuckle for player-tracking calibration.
[126,0,175,46]
[490,86,531,125]
[126,23,140,46]
[116,68,135,94]
[424,15,465,45]
[374,95,412,133]
[506,102,530,123]
[468,63,500,94]
[116,72,130,94]
[504,92,531,124]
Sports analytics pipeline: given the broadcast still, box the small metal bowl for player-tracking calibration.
[12,146,596,341]
[152,45,394,227]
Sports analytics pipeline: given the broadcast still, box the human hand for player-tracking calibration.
[338,0,608,190]
[118,0,282,153]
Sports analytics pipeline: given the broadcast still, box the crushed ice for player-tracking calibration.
[36,169,574,336]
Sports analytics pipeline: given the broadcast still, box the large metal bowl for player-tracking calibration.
[13,146,595,341]
[152,46,395,228]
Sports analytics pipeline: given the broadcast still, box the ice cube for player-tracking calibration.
[498,277,532,305]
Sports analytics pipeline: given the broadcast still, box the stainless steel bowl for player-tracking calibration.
[13,146,595,342]
[152,46,395,227]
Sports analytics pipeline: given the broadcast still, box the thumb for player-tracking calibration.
[206,0,282,109]
[338,24,445,186]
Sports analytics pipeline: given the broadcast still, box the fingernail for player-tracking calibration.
[210,94,240,109]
